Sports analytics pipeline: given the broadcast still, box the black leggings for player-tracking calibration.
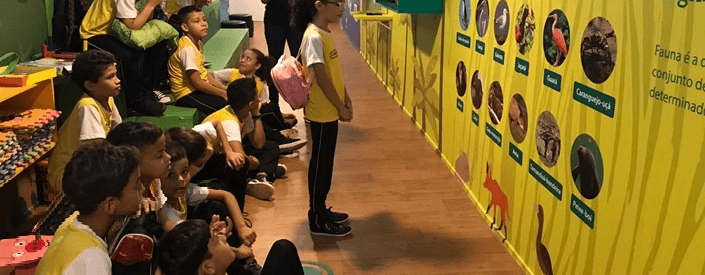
[191,153,249,210]
[176,91,228,115]
[307,120,338,214]
[243,140,280,181]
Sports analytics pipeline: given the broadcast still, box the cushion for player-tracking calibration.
[111,20,178,50]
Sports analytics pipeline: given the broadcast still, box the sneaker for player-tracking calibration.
[321,207,349,223]
[310,221,352,237]
[273,164,287,179]
[246,177,274,200]
[153,90,171,104]
[280,129,299,139]
[279,137,307,152]
[129,99,166,116]
[279,151,299,159]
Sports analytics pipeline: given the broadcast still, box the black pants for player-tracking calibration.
[191,153,249,210]
[176,91,228,115]
[263,23,303,130]
[243,139,280,181]
[307,120,338,214]
[87,35,169,103]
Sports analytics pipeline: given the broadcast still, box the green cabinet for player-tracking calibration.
[375,0,443,14]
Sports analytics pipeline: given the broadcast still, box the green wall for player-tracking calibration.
[0,0,49,62]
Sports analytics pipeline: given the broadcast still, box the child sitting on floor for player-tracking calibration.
[48,50,122,193]
[159,219,305,275]
[36,143,143,274]
[202,78,287,201]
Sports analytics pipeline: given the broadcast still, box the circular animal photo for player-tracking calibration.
[543,9,570,67]
[509,94,528,143]
[476,0,490,37]
[570,134,604,200]
[535,111,560,167]
[515,4,536,55]
[471,70,483,109]
[581,17,617,84]
[488,81,503,125]
[459,0,471,31]
[494,0,510,45]
[456,61,467,97]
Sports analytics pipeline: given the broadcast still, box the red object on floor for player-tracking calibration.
[0,235,53,275]
[42,45,78,59]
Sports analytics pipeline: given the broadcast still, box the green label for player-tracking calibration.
[573,82,616,118]
[457,33,471,48]
[515,58,529,76]
[543,69,562,92]
[472,111,479,126]
[475,40,485,54]
[509,143,523,165]
[529,159,563,200]
[485,123,502,147]
[456,98,464,112]
[571,195,595,229]
[493,48,505,65]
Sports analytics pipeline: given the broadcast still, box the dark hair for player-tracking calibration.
[158,219,212,275]
[106,122,164,150]
[247,48,274,85]
[165,141,187,164]
[292,0,319,31]
[227,78,257,112]
[166,127,207,163]
[63,143,140,215]
[71,50,117,93]
[177,5,203,27]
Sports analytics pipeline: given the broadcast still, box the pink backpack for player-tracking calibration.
[271,53,313,110]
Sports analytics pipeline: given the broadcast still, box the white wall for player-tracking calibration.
[230,0,266,21]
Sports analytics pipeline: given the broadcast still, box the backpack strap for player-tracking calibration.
[0,52,19,76]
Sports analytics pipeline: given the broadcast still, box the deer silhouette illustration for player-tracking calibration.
[484,162,509,242]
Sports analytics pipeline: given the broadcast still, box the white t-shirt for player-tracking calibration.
[161,183,209,224]
[152,179,168,210]
[63,219,111,275]
[211,69,270,104]
[301,24,327,68]
[77,103,122,141]
[195,111,254,143]
[115,0,138,19]
[178,41,201,73]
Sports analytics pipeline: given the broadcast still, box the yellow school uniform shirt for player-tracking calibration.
[202,106,245,146]
[168,36,209,100]
[302,24,346,123]
[48,96,119,191]
[35,212,111,274]
[227,69,265,97]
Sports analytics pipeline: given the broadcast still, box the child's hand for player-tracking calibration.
[225,151,246,170]
[233,245,254,260]
[210,215,234,236]
[133,198,157,218]
[238,226,257,246]
[338,107,353,122]
[249,97,262,116]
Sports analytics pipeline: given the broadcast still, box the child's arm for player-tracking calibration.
[157,207,179,232]
[344,88,353,120]
[207,72,229,91]
[207,189,257,246]
[119,0,164,30]
[187,70,228,100]
[244,98,266,149]
[310,63,352,121]
[209,120,246,169]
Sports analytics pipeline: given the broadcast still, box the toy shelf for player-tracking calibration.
[351,11,394,21]
[375,0,443,14]
[0,141,55,188]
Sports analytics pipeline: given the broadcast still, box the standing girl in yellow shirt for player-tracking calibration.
[293,0,352,236]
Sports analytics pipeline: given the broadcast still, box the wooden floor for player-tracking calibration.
[245,22,523,275]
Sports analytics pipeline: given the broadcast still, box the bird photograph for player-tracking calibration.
[459,0,471,31]
[515,4,536,55]
[494,0,510,45]
[476,0,490,37]
[543,10,571,67]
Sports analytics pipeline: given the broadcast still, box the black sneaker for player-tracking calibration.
[310,221,352,237]
[279,137,307,152]
[129,98,166,116]
[273,164,287,179]
[321,207,349,223]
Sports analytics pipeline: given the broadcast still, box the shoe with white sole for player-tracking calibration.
[246,177,274,200]
[279,137,307,153]
[154,90,171,104]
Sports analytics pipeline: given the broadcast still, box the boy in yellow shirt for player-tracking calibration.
[48,50,122,192]
[169,6,229,115]
[80,0,168,115]
[35,143,144,274]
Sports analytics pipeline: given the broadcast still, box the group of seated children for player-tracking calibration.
[38,51,307,273]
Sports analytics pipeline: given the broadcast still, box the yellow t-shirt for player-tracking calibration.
[227,69,265,98]
[302,25,346,123]
[169,36,209,99]
[35,212,110,274]
[48,96,120,191]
